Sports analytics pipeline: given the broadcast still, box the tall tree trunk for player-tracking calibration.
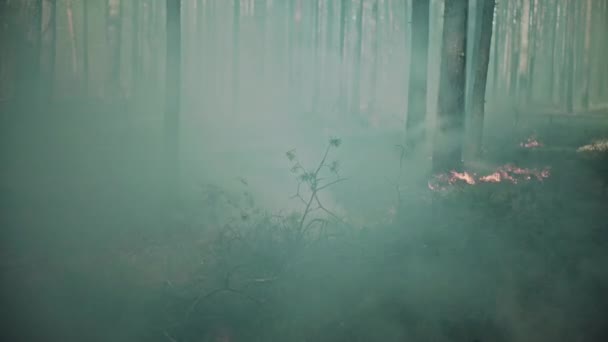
[351,0,364,116]
[311,0,320,110]
[405,0,430,148]
[517,0,530,103]
[107,0,123,96]
[165,0,181,197]
[232,0,240,116]
[287,0,294,93]
[432,0,468,173]
[48,0,57,101]
[255,0,267,80]
[32,0,43,98]
[325,0,335,105]
[66,0,78,74]
[467,0,496,159]
[547,0,557,104]
[132,0,140,97]
[205,0,216,103]
[338,0,348,112]
[83,0,89,96]
[491,0,500,95]
[581,0,592,110]
[508,0,520,99]
[525,0,538,105]
[369,0,381,117]
[564,0,575,113]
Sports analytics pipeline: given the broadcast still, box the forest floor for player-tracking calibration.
[1,102,608,341]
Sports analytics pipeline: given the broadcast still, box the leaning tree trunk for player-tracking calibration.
[432,0,468,173]
[405,0,431,149]
[165,0,181,198]
[467,0,496,159]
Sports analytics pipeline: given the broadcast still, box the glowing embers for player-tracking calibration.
[577,139,608,153]
[520,136,543,149]
[428,164,551,191]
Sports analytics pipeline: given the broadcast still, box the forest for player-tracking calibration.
[1,0,608,341]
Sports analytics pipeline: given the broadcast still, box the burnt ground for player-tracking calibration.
[1,102,608,342]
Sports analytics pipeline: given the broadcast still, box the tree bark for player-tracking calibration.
[83,0,89,96]
[405,0,430,148]
[311,0,320,110]
[467,0,496,159]
[369,0,381,116]
[547,0,557,104]
[338,0,348,112]
[255,0,267,79]
[132,0,140,97]
[48,0,57,101]
[432,0,468,173]
[107,0,123,94]
[32,0,43,97]
[491,0,500,95]
[581,0,592,110]
[508,0,520,99]
[165,0,181,194]
[232,0,240,116]
[517,0,530,103]
[351,0,365,116]
[525,0,539,104]
[564,0,575,113]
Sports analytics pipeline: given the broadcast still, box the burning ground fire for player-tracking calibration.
[428,164,551,191]
[520,136,543,149]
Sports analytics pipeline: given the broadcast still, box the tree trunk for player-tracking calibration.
[311,0,320,110]
[405,0,430,148]
[547,0,557,104]
[369,0,381,116]
[432,0,468,173]
[491,0,500,95]
[581,0,592,110]
[517,0,530,103]
[165,0,181,195]
[66,0,78,74]
[32,0,43,98]
[255,0,267,79]
[232,0,240,116]
[107,0,123,95]
[525,0,538,105]
[564,0,575,113]
[467,0,495,159]
[351,0,365,116]
[338,0,348,112]
[83,0,89,96]
[48,0,57,101]
[508,0,519,99]
[132,0,140,98]
[324,0,335,106]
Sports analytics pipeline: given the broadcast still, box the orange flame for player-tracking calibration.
[428,164,550,191]
[520,137,542,149]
